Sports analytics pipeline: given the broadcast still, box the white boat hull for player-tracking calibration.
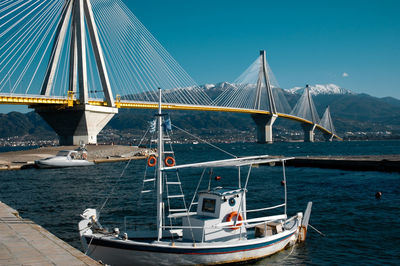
[35,158,94,168]
[81,228,298,265]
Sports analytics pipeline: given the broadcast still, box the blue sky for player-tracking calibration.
[1,0,399,113]
[125,0,400,98]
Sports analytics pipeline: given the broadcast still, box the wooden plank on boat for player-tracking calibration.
[166,181,181,185]
[167,195,184,198]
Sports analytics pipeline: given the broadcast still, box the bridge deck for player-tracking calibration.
[0,95,341,140]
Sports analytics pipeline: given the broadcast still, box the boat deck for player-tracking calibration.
[0,201,100,265]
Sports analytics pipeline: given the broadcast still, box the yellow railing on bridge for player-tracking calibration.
[0,94,342,140]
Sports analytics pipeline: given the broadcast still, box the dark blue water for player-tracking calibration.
[0,145,39,153]
[1,140,399,265]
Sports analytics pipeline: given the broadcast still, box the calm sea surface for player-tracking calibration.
[1,140,399,265]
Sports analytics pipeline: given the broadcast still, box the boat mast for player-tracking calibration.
[156,88,163,241]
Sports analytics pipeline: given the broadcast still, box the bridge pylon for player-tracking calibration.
[301,85,319,142]
[321,106,336,141]
[34,0,117,145]
[251,50,278,144]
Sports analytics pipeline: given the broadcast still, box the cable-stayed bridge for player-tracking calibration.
[0,0,340,144]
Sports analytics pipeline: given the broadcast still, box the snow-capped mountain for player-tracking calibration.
[286,84,354,96]
[200,83,353,96]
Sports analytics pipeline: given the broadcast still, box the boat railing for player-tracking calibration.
[283,214,298,224]
[124,216,156,232]
[245,203,286,213]
[161,214,288,231]
[244,214,299,229]
[218,214,287,228]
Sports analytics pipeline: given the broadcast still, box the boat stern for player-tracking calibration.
[78,208,99,250]
[298,201,312,242]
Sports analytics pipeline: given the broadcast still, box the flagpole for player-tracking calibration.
[156,88,163,241]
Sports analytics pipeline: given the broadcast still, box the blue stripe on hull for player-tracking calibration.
[85,232,295,255]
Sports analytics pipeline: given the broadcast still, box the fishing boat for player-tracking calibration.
[78,89,312,265]
[35,149,94,168]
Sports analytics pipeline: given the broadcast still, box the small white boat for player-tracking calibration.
[78,89,312,265]
[35,150,94,168]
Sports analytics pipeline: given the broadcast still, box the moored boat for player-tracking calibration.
[78,89,312,265]
[35,150,94,168]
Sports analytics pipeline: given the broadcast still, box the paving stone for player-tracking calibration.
[0,201,100,266]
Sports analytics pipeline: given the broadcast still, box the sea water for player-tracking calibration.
[1,140,399,265]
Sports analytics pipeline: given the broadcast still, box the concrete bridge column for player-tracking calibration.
[37,0,117,145]
[302,123,316,142]
[323,133,334,142]
[35,104,117,145]
[251,113,277,144]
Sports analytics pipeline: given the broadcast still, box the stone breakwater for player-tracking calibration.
[284,154,400,172]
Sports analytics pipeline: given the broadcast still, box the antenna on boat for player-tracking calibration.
[156,88,163,241]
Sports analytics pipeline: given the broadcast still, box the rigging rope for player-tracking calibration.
[171,123,237,158]
[98,157,133,218]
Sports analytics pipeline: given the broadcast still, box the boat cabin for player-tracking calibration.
[182,187,247,242]
[56,150,75,157]
[56,150,87,160]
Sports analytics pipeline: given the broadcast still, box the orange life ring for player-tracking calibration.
[226,211,243,230]
[164,156,175,167]
[147,156,157,167]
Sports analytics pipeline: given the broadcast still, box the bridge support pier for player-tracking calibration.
[251,114,277,144]
[323,133,334,142]
[302,124,316,142]
[35,104,117,145]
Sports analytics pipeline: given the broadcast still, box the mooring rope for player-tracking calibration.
[308,224,326,237]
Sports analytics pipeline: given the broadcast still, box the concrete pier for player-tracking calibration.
[251,113,277,144]
[0,201,100,265]
[302,123,316,142]
[36,105,118,146]
[323,132,334,142]
[286,155,400,172]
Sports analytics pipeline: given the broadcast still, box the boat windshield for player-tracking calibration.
[202,198,216,213]
[56,151,70,157]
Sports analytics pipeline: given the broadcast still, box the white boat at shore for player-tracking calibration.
[35,150,94,168]
[78,89,312,265]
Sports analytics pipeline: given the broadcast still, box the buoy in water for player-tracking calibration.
[215,176,221,181]
[281,180,286,186]
[375,191,382,199]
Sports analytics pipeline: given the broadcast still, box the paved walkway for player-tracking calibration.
[0,201,100,266]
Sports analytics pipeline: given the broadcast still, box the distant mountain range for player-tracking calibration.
[0,83,399,141]
[201,82,354,97]
[286,84,354,96]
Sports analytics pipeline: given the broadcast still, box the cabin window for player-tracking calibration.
[56,151,70,157]
[202,198,216,213]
